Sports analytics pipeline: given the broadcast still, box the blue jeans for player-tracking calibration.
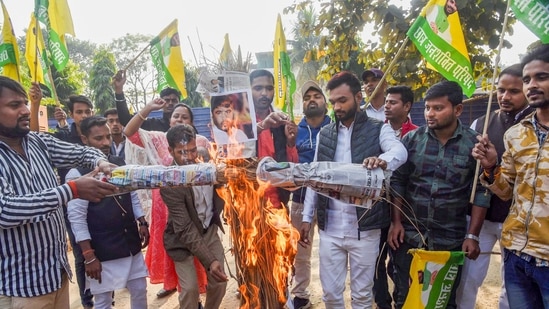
[504,249,549,309]
[65,210,94,307]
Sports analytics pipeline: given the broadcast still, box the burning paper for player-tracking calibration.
[256,157,385,208]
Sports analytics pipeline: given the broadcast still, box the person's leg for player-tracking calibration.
[391,241,415,309]
[9,271,69,309]
[126,277,148,309]
[290,201,315,306]
[456,218,498,309]
[319,231,348,309]
[373,226,392,309]
[93,291,114,309]
[532,260,549,308]
[348,229,380,309]
[203,226,227,309]
[64,211,93,307]
[174,255,200,308]
[504,249,544,309]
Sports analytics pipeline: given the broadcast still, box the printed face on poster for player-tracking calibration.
[208,90,257,145]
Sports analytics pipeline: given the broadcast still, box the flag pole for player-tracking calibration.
[364,36,410,107]
[123,43,151,71]
[469,0,512,204]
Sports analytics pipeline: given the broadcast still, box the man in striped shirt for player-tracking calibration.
[0,77,119,309]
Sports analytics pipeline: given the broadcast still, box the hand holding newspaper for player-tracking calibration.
[256,157,385,208]
[107,157,385,208]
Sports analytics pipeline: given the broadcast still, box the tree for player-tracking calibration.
[66,37,98,96]
[109,33,155,111]
[289,5,322,84]
[286,0,516,96]
[183,64,204,107]
[89,48,116,114]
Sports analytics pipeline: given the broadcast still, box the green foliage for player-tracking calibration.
[286,0,518,97]
[183,65,205,107]
[89,48,116,114]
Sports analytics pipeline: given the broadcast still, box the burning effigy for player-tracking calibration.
[108,158,385,307]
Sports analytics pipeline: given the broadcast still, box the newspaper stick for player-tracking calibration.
[469,0,512,204]
[363,36,410,108]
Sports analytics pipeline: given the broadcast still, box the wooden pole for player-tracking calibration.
[123,43,151,72]
[363,36,410,108]
[469,0,512,203]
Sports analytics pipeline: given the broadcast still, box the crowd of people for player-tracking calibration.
[0,43,548,309]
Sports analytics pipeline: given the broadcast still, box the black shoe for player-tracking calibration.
[293,296,312,309]
[156,288,177,298]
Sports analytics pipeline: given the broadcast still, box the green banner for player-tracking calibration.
[511,0,549,43]
[407,16,475,97]
[47,29,69,70]
[150,42,178,93]
[0,43,17,67]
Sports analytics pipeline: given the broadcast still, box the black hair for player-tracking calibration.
[166,124,196,148]
[68,95,93,113]
[103,108,118,118]
[211,95,233,110]
[0,76,27,98]
[173,103,194,124]
[521,44,549,70]
[386,86,414,106]
[159,87,181,99]
[326,71,362,95]
[80,116,107,137]
[249,69,274,84]
[499,63,522,79]
[424,81,463,106]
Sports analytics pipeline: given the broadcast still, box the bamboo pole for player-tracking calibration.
[123,43,151,72]
[469,0,512,204]
[363,36,410,108]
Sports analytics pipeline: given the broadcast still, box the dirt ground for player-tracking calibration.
[68,228,503,309]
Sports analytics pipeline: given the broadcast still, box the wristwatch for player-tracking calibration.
[464,233,479,242]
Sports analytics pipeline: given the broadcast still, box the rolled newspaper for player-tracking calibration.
[109,163,217,191]
[256,157,385,208]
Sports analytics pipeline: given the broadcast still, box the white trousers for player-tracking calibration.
[456,216,509,309]
[319,229,380,309]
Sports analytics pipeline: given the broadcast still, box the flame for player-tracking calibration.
[218,158,299,308]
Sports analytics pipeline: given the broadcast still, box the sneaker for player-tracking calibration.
[293,296,312,309]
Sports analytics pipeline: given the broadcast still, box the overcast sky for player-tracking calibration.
[3,0,539,67]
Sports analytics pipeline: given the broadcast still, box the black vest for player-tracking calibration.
[316,110,390,232]
[473,108,533,222]
[77,155,141,262]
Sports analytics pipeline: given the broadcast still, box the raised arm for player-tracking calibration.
[123,98,166,137]
[113,70,132,126]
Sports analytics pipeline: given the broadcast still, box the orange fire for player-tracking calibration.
[218,158,299,308]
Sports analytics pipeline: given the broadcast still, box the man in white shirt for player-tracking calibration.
[67,116,150,309]
[299,71,407,309]
[361,68,388,121]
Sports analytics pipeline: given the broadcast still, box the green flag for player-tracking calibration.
[407,0,475,97]
[35,0,75,71]
[511,0,549,43]
[150,19,187,98]
[273,14,296,119]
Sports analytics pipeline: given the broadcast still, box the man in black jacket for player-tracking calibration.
[112,69,180,132]
[66,116,150,308]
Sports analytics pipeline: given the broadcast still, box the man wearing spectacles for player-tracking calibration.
[112,69,180,132]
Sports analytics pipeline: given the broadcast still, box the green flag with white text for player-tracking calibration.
[35,0,75,71]
[407,0,475,97]
[511,0,549,43]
